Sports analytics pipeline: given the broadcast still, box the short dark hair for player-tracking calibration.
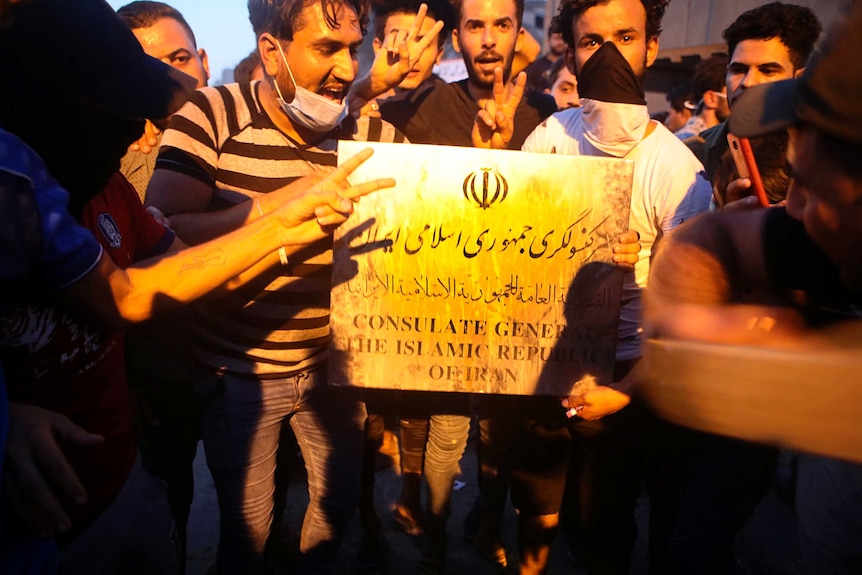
[234,49,261,82]
[248,0,370,40]
[555,0,669,50]
[665,81,695,114]
[371,0,453,45]
[452,0,524,29]
[691,54,728,100]
[723,2,821,71]
[117,1,198,47]
[547,56,568,86]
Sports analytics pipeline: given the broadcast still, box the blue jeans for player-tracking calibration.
[414,393,471,525]
[196,366,365,575]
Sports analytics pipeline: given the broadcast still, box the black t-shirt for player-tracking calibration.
[379,76,557,149]
[763,207,861,326]
[523,54,554,93]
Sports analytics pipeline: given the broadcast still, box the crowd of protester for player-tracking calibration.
[1,0,860,574]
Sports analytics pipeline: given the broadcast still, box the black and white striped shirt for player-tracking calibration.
[156,81,405,378]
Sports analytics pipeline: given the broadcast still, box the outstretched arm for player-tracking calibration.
[57,148,394,329]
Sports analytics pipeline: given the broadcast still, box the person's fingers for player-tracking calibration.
[384,29,395,53]
[494,109,509,132]
[476,109,496,130]
[394,29,409,54]
[34,419,100,507]
[492,67,505,103]
[144,120,159,147]
[52,418,104,450]
[414,20,445,54]
[726,177,751,203]
[5,447,74,535]
[407,3,429,41]
[505,71,526,111]
[341,177,396,201]
[327,148,375,185]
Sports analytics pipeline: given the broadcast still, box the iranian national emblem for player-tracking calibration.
[463,167,508,209]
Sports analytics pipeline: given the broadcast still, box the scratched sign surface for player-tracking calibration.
[330,141,634,396]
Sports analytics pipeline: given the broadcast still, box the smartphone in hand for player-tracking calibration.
[727,133,770,207]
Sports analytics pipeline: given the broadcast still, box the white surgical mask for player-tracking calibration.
[274,41,348,132]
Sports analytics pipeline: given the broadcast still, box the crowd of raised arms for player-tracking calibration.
[1,0,861,574]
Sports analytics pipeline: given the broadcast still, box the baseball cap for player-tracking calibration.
[728,4,862,145]
[0,0,197,120]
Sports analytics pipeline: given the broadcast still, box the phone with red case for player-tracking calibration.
[727,133,770,207]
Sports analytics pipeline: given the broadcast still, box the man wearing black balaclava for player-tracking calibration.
[479,1,712,573]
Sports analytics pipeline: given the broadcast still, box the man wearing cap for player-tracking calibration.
[685,2,821,183]
[144,0,413,572]
[0,0,389,571]
[646,5,862,572]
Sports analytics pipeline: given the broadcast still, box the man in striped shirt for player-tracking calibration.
[145,0,414,572]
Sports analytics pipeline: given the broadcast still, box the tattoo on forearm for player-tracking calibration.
[179,250,227,272]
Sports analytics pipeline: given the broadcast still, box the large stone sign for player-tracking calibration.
[330,141,634,396]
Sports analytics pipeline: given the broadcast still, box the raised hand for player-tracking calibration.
[472,69,526,149]
[360,3,445,98]
[128,119,161,154]
[273,147,396,245]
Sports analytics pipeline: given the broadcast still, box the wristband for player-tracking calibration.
[255,198,289,266]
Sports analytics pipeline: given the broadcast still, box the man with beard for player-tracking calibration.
[685,2,821,183]
[348,0,557,571]
[352,0,557,148]
[480,0,711,573]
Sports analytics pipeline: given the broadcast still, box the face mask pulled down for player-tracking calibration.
[577,42,650,157]
[274,41,348,132]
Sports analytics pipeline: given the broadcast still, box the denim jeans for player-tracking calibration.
[418,394,472,524]
[195,366,365,575]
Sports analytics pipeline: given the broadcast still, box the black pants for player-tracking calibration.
[646,420,777,575]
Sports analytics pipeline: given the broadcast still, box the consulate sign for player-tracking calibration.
[330,141,634,396]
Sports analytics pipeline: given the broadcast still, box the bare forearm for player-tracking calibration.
[119,216,284,321]
[167,203,254,245]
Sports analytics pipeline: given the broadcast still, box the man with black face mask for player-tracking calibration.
[480,0,711,573]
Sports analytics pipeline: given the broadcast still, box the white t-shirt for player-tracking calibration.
[523,107,713,361]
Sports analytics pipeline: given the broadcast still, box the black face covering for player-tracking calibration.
[576,42,646,105]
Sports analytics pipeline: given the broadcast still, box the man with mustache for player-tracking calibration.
[143,0,424,572]
[353,0,556,148]
[349,0,557,571]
